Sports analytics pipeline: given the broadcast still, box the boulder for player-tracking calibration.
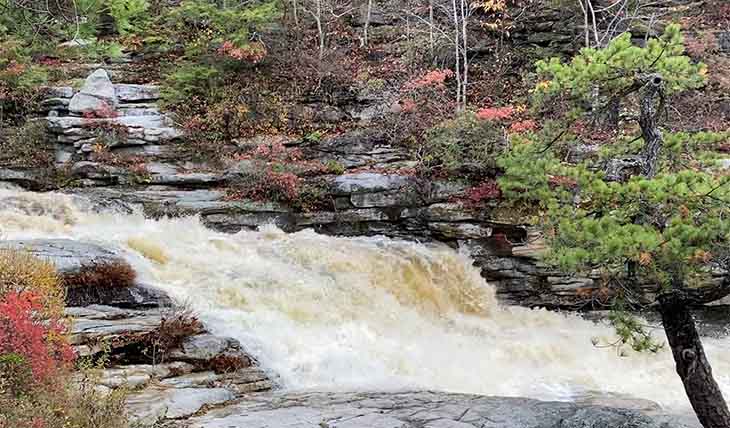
[66,305,162,352]
[0,168,44,190]
[66,281,171,308]
[168,334,253,369]
[69,69,118,115]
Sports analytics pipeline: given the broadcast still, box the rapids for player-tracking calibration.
[1,188,728,414]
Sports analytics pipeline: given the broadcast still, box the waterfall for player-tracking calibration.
[1,188,728,413]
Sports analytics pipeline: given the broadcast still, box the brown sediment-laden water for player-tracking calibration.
[1,188,728,415]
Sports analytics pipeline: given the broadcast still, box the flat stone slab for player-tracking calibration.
[115,84,160,102]
[127,387,236,426]
[185,391,695,428]
[0,239,123,273]
[66,305,162,346]
[333,173,411,194]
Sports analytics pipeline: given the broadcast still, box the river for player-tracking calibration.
[1,187,728,416]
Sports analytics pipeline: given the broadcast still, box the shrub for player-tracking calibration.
[0,353,33,397]
[160,63,221,107]
[136,307,203,364]
[0,250,64,318]
[109,0,150,35]
[385,68,457,147]
[209,354,249,374]
[0,39,46,125]
[421,112,507,175]
[0,372,128,428]
[0,120,54,169]
[0,291,74,385]
[62,261,136,289]
[0,250,128,428]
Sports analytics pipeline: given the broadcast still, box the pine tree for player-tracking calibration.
[498,24,730,427]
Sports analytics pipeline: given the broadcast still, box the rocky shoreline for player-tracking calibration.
[0,237,699,428]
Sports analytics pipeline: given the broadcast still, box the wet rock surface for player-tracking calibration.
[176,391,697,428]
[0,239,124,273]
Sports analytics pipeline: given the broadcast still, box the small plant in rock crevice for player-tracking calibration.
[114,306,204,366]
[226,141,342,208]
[62,261,136,289]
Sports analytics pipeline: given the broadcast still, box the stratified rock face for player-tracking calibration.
[44,68,183,168]
[181,391,694,428]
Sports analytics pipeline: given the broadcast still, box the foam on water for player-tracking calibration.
[1,189,728,413]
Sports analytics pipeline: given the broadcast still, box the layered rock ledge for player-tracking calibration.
[174,391,697,428]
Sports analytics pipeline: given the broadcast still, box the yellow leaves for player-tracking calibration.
[638,252,653,266]
[535,80,551,91]
[476,0,509,13]
[689,249,712,264]
[0,249,63,318]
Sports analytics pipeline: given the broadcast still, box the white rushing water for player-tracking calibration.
[1,188,729,413]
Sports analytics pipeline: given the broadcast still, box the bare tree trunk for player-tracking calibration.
[459,0,468,108]
[429,0,434,60]
[658,292,730,428]
[362,0,372,47]
[292,0,299,26]
[451,0,461,111]
[578,0,590,48]
[316,0,324,59]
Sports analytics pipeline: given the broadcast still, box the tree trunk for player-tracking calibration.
[460,0,468,109]
[363,0,372,47]
[639,73,664,178]
[316,1,324,60]
[451,0,461,111]
[659,292,730,428]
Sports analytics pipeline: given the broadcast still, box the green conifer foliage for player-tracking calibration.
[499,24,727,290]
[499,26,730,426]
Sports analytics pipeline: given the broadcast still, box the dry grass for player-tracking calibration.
[210,354,251,374]
[62,261,136,289]
[0,249,64,317]
[0,371,128,428]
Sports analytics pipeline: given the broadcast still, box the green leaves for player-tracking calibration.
[109,0,150,36]
[499,24,728,296]
[534,24,706,108]
[422,112,506,174]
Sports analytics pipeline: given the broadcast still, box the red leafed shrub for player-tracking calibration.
[81,103,118,119]
[0,291,74,384]
[509,119,538,133]
[463,180,502,205]
[217,41,267,63]
[269,170,301,200]
[405,69,454,90]
[251,141,301,163]
[476,106,514,121]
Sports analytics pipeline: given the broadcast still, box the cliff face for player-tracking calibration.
[2,0,729,309]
